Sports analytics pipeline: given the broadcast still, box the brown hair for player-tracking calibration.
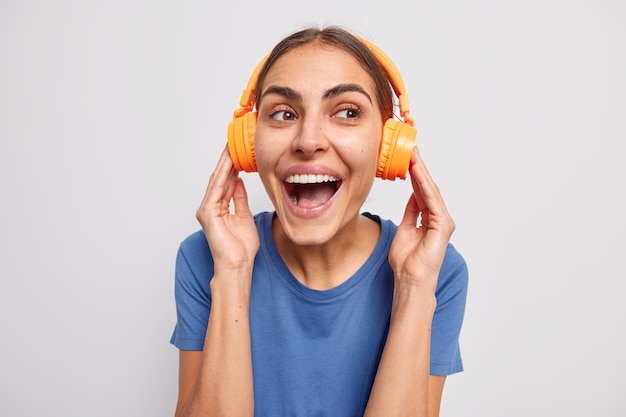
[254,26,394,120]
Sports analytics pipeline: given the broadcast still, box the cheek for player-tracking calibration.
[253,132,274,171]
[337,142,380,184]
[253,139,279,200]
[354,132,383,168]
[253,132,283,198]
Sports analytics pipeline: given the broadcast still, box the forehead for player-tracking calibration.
[260,43,376,95]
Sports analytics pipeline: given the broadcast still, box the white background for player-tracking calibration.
[1,0,624,416]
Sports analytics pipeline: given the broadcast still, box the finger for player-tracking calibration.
[232,178,253,217]
[398,193,420,229]
[408,147,456,239]
[197,146,238,219]
[408,148,427,212]
[201,146,237,204]
[409,147,450,219]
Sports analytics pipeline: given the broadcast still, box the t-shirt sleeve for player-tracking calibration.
[430,243,469,376]
[169,231,213,351]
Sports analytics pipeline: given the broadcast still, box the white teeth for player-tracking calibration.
[285,174,338,184]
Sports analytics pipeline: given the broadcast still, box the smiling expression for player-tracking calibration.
[254,43,385,246]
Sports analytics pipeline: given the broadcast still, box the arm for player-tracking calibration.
[175,146,259,417]
[365,147,455,417]
[175,350,201,417]
[428,376,446,417]
[178,276,254,417]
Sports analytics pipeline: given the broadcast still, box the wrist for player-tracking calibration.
[210,271,253,300]
[392,284,437,314]
[393,275,437,297]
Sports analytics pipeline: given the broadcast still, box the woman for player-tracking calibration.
[171,26,468,417]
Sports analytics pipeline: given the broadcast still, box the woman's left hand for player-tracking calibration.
[389,147,456,295]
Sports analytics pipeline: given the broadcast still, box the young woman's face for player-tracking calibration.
[254,43,384,246]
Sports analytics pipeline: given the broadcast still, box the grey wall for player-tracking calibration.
[1,0,624,415]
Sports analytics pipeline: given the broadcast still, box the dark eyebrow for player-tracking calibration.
[259,86,302,103]
[259,83,372,105]
[323,83,372,104]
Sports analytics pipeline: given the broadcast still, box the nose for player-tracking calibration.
[291,115,329,159]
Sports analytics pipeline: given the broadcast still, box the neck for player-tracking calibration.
[272,213,380,290]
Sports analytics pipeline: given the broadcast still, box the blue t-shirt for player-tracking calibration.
[171,211,468,416]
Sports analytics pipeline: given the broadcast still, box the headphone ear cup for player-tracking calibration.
[227,112,258,172]
[377,118,418,180]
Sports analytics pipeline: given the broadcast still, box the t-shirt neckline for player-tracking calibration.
[258,211,393,302]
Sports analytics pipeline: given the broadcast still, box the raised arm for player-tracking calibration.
[365,147,456,417]
[175,146,260,417]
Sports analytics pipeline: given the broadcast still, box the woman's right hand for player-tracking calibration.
[196,145,260,276]
[178,145,258,417]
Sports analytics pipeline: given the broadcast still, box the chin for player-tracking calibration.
[274,209,345,247]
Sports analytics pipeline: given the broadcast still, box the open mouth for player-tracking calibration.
[284,174,341,208]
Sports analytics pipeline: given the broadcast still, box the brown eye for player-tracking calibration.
[270,110,296,121]
[335,108,360,120]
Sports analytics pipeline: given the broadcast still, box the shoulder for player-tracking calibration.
[179,229,208,254]
[367,212,468,296]
[442,243,468,278]
[436,243,469,305]
[362,212,397,243]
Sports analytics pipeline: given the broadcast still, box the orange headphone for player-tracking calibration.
[227,37,417,180]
